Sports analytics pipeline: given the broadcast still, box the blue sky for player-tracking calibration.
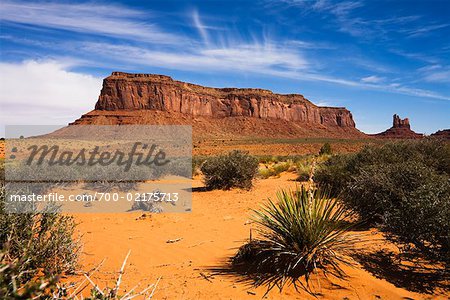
[0,0,449,136]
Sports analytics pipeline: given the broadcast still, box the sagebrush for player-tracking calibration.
[315,139,450,263]
[201,150,258,190]
[0,158,81,296]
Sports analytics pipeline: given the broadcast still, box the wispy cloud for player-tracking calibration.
[424,71,450,83]
[275,0,369,36]
[389,49,440,64]
[401,23,450,38]
[361,75,384,83]
[274,0,447,40]
[0,0,184,44]
[417,65,450,83]
[81,40,308,74]
[2,0,449,104]
[77,40,450,101]
[192,9,210,44]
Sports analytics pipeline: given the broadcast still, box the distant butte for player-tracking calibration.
[431,129,450,140]
[70,72,367,139]
[373,114,423,139]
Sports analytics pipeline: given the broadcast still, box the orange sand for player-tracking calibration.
[0,141,4,159]
[68,173,448,299]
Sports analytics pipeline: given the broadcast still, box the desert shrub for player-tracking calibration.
[258,161,294,179]
[257,155,306,165]
[273,161,294,173]
[295,158,315,182]
[315,139,450,262]
[346,162,450,260]
[319,142,332,155]
[83,164,150,192]
[315,154,354,195]
[232,186,358,292]
[0,159,4,182]
[257,155,277,164]
[0,251,60,298]
[201,150,258,190]
[192,156,207,177]
[0,185,81,293]
[295,170,310,182]
[293,154,330,182]
[1,249,159,299]
[258,167,273,179]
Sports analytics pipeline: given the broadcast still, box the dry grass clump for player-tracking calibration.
[1,249,160,299]
[258,160,295,179]
[65,251,160,300]
[231,185,359,294]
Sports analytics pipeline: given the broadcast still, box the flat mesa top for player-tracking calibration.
[107,72,346,108]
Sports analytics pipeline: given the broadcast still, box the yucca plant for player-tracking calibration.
[232,186,359,294]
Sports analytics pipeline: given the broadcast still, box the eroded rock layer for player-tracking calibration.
[71,72,366,138]
[94,72,356,127]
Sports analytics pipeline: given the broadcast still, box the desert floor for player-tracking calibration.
[1,140,447,299]
[68,173,448,300]
[191,137,377,156]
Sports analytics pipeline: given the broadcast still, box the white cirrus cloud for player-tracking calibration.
[361,75,384,83]
[424,70,450,83]
[0,0,184,44]
[81,41,308,74]
[417,65,450,83]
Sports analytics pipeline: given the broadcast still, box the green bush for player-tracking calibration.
[314,154,353,195]
[315,139,450,262]
[0,184,81,294]
[232,186,358,292]
[319,142,332,155]
[201,150,258,190]
[295,160,314,182]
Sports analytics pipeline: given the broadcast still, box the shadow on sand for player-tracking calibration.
[353,249,449,294]
[207,251,351,298]
[208,261,322,297]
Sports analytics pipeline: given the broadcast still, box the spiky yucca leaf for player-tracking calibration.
[233,186,359,292]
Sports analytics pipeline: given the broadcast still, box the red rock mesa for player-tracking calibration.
[71,72,366,139]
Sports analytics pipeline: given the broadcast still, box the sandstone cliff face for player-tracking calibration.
[374,114,423,139]
[94,72,356,128]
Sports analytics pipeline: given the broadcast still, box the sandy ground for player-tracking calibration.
[1,140,447,299]
[67,173,448,300]
[192,140,369,156]
[0,141,4,158]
